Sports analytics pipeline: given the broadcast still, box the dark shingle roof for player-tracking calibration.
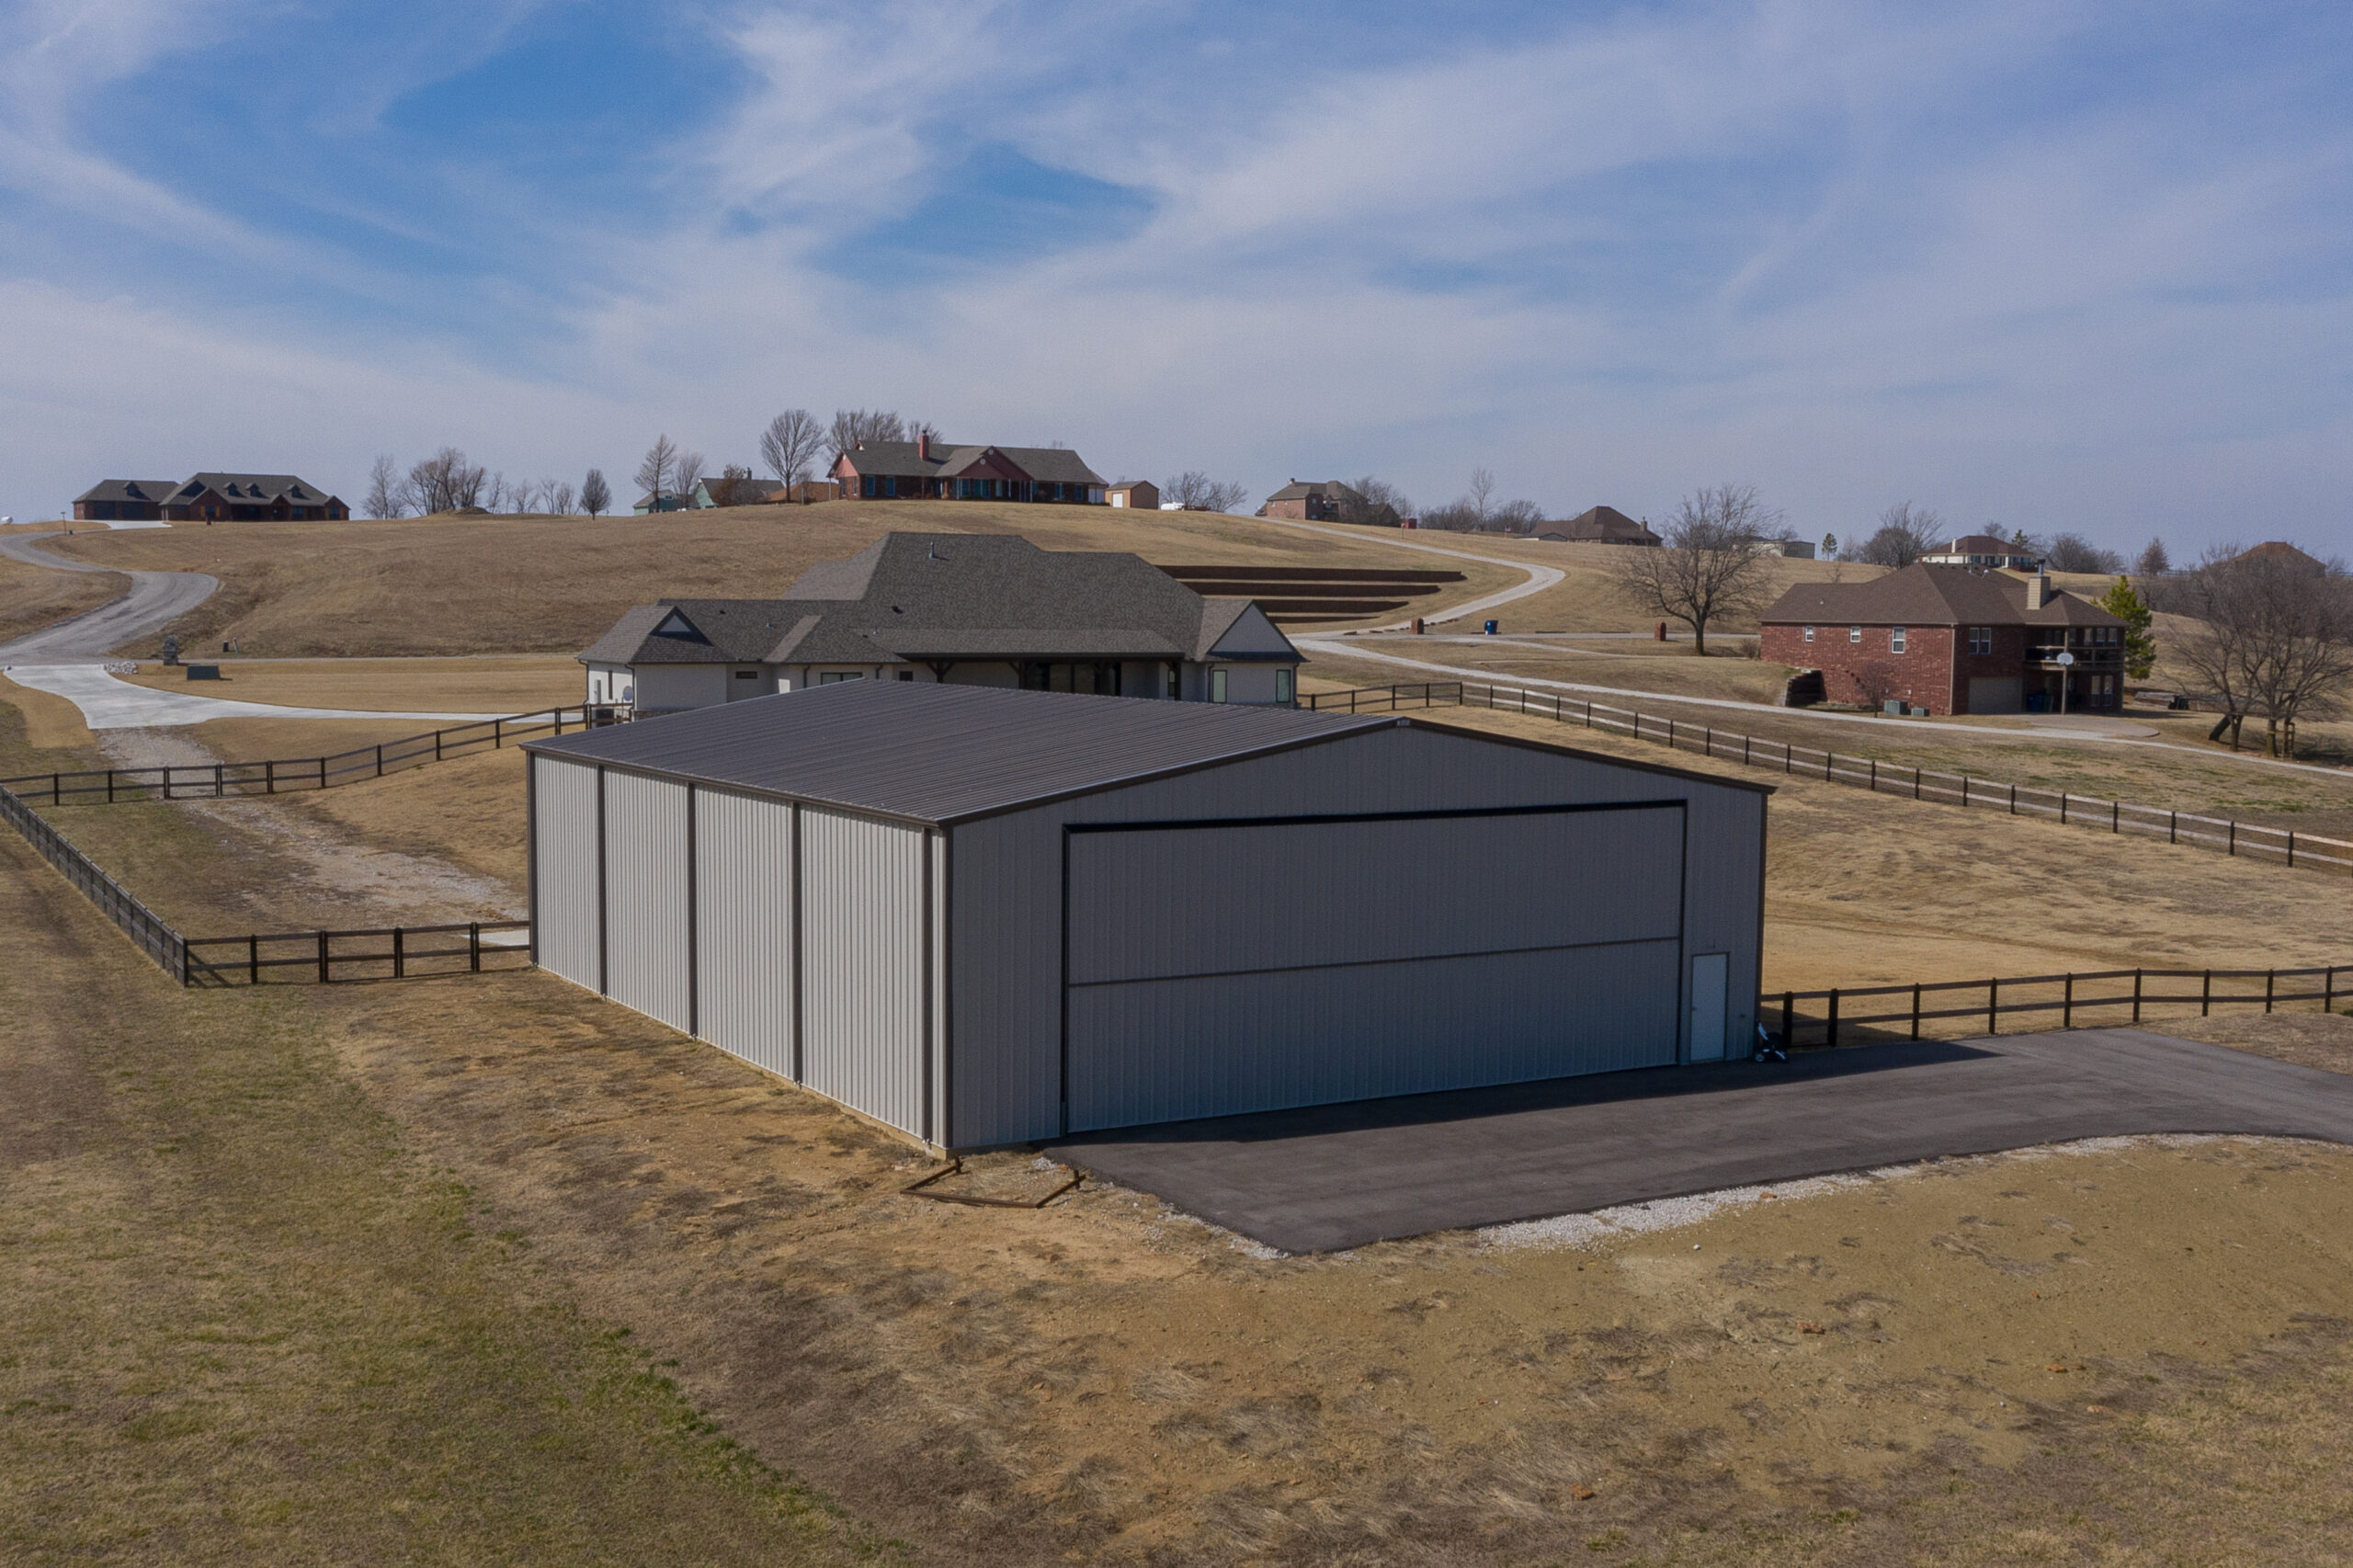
[1552,506,1656,542]
[835,441,1105,487]
[525,680,1392,824]
[581,534,1302,669]
[182,472,331,504]
[1760,564,2124,628]
[1263,480,1360,504]
[75,479,181,505]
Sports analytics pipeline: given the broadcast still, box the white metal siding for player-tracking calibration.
[1063,810,1683,1131]
[801,808,927,1136]
[694,788,795,1079]
[603,772,691,1030]
[532,756,603,992]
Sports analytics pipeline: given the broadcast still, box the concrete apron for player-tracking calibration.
[1,663,507,730]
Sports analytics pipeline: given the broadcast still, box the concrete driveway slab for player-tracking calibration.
[0,664,509,729]
[1054,1028,2353,1253]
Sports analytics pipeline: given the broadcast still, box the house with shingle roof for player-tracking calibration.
[74,472,347,523]
[580,532,1302,713]
[1759,563,2128,716]
[1256,480,1362,522]
[829,434,1106,504]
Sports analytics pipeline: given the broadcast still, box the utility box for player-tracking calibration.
[186,665,222,681]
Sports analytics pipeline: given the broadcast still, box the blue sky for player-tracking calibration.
[2,0,2348,553]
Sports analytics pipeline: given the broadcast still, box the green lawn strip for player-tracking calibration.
[0,841,888,1565]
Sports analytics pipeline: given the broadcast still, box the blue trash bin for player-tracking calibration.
[1483,619,1498,635]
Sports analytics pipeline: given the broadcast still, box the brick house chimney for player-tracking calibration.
[916,430,931,460]
[2025,571,2051,610]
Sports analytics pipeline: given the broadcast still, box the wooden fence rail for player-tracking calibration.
[0,780,188,981]
[1304,681,2353,877]
[0,705,596,806]
[1766,965,2344,1051]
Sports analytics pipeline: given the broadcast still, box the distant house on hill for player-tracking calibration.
[635,477,717,514]
[1541,506,1659,546]
[2233,540,2328,572]
[1257,480,1363,522]
[1107,480,1159,510]
[1758,564,2127,717]
[1920,533,2041,571]
[74,472,347,523]
[828,432,1106,504]
[580,532,1302,713]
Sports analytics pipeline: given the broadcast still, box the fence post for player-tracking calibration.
[318,930,329,983]
[163,766,173,801]
[2063,973,2074,1029]
[1961,774,1969,807]
[318,756,326,789]
[107,769,116,803]
[2201,969,2211,1017]
[2170,810,2177,844]
[436,729,443,761]
[1988,978,1999,1035]
[214,763,223,798]
[2288,832,2295,869]
[2228,821,2235,857]
[2266,969,2275,1014]
[249,933,259,986]
[376,744,384,778]
[2132,969,2143,1023]
[393,926,404,980]
[2061,793,2068,826]
[266,759,275,794]
[1781,991,1793,1048]
[1914,767,1921,801]
[1826,989,1839,1049]
[2111,801,2119,834]
[1669,719,1677,749]
[1911,983,1921,1040]
[1585,700,1593,728]
[1870,758,1877,790]
[2325,966,2336,1016]
[51,771,60,804]
[470,921,482,973]
[494,718,503,749]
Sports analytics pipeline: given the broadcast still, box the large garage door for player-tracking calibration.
[1063,804,1685,1132]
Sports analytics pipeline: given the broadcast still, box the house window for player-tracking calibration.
[733,669,757,680]
[1211,668,1229,703]
[1802,625,1814,642]
[1848,626,1862,643]
[1890,627,1907,654]
[896,670,915,681]
[817,671,861,684]
[1275,667,1294,704]
[1968,626,1993,655]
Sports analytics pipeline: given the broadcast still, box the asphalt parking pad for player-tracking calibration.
[1052,1028,2353,1253]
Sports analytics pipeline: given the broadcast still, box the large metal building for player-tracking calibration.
[521,681,1769,1150]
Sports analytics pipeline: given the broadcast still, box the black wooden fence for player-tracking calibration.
[1769,965,2345,1050]
[0,705,595,806]
[1304,681,2353,876]
[1,778,529,987]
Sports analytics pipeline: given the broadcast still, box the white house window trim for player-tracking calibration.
[1848,626,1862,644]
[1210,667,1229,703]
[1890,626,1907,654]
[1802,625,1814,642]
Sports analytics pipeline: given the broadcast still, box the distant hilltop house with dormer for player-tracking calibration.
[1919,533,2043,571]
[580,533,1302,714]
[828,433,1106,504]
[74,472,348,523]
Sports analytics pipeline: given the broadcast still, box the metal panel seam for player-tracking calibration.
[596,764,608,996]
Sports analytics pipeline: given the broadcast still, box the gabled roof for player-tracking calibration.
[1760,564,2124,629]
[579,533,1305,670]
[75,479,181,505]
[834,440,1105,487]
[1263,479,1360,504]
[181,472,329,504]
[1551,505,1655,541]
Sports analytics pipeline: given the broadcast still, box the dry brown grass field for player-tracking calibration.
[7,807,2353,1564]
[33,504,1523,658]
[116,653,583,712]
[0,552,125,646]
[1428,537,1892,633]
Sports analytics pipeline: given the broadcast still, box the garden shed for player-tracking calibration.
[521,681,1768,1150]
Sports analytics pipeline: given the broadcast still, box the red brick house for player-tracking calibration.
[1758,565,2129,716]
[74,472,347,523]
[829,434,1105,503]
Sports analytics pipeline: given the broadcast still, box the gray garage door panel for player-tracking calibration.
[1068,938,1680,1131]
[1069,807,1683,985]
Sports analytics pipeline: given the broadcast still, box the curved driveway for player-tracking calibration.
[0,531,218,661]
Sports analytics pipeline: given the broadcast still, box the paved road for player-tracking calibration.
[1054,1028,2353,1253]
[0,531,217,661]
[1260,517,1566,630]
[0,664,510,730]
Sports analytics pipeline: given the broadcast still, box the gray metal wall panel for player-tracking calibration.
[604,771,691,1030]
[694,787,796,1078]
[949,724,1766,1148]
[1068,938,1679,1131]
[802,808,926,1137]
[1068,809,1681,985]
[531,756,602,992]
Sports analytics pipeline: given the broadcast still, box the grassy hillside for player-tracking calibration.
[38,503,1524,659]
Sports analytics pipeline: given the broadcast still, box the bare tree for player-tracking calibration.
[672,451,706,507]
[1854,501,1943,567]
[545,479,574,516]
[363,454,406,519]
[829,409,905,457]
[907,416,942,444]
[2166,544,2353,755]
[708,464,767,506]
[759,408,824,488]
[580,469,611,518]
[1467,467,1495,526]
[1334,476,1410,528]
[2044,532,2124,574]
[407,449,487,514]
[1163,472,1249,512]
[1488,497,1543,534]
[635,436,679,512]
[1612,483,1783,654]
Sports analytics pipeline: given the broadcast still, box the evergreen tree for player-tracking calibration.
[2098,575,2157,679]
[1820,532,1837,558]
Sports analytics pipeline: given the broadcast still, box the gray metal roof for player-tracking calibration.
[524,679,1393,824]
